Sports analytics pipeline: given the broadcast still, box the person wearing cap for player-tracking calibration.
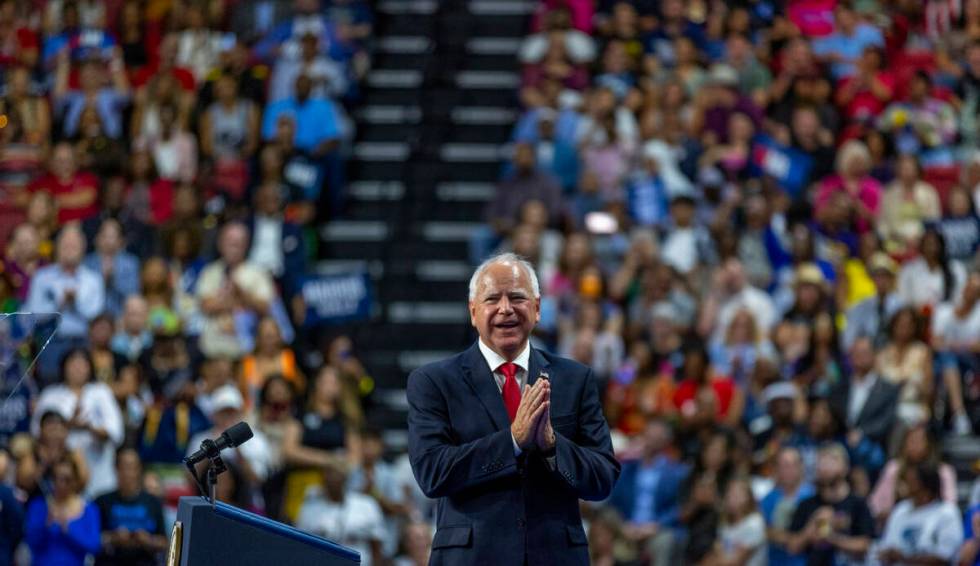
[842,251,905,349]
[751,382,805,469]
[186,385,272,485]
[790,262,830,310]
[700,63,763,145]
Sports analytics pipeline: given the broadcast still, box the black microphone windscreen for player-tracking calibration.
[224,422,253,447]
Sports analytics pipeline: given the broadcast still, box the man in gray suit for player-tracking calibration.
[829,337,899,450]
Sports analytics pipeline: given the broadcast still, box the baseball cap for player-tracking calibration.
[211,385,244,413]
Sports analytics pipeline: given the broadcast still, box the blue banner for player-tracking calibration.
[301,272,373,326]
[751,135,813,197]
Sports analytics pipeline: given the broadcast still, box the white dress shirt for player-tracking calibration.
[478,339,530,456]
[249,215,284,277]
[848,373,878,426]
[478,338,531,395]
[475,341,557,469]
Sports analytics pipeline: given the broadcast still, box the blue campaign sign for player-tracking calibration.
[751,135,813,197]
[301,272,373,326]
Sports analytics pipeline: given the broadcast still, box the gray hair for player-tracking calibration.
[468,253,541,301]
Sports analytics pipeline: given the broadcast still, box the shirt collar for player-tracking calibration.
[477,338,531,374]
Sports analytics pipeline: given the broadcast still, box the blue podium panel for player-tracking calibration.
[175,497,360,565]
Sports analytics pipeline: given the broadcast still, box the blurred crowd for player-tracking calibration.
[0,0,442,565]
[7,0,980,565]
[478,0,980,564]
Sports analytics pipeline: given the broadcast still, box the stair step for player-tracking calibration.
[377,0,436,14]
[467,37,523,55]
[435,181,496,201]
[356,105,422,125]
[455,70,520,89]
[416,260,473,281]
[450,106,517,125]
[352,141,411,161]
[440,143,508,162]
[388,301,469,324]
[320,220,390,242]
[377,36,431,54]
[470,0,536,16]
[349,180,406,201]
[420,221,483,242]
[314,259,385,278]
[366,69,423,89]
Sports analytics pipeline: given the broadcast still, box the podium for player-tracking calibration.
[172,497,360,565]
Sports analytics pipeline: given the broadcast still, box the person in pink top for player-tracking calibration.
[868,424,957,524]
[815,139,882,234]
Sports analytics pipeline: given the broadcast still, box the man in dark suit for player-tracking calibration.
[246,182,306,298]
[407,253,620,565]
[829,336,900,449]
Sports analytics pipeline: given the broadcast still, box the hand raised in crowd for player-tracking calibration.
[511,380,549,451]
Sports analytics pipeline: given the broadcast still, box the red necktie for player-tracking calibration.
[498,362,521,423]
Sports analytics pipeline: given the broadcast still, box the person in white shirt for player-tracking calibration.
[897,228,966,309]
[25,225,106,384]
[706,477,767,566]
[297,461,385,566]
[32,349,124,498]
[196,222,276,358]
[931,271,980,435]
[348,428,409,559]
[698,259,777,342]
[187,385,273,485]
[876,463,964,565]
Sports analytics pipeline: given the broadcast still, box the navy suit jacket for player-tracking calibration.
[407,343,620,566]
[246,215,306,297]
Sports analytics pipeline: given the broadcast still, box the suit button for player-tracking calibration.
[517,519,526,529]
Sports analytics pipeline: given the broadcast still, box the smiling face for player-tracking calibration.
[469,261,540,360]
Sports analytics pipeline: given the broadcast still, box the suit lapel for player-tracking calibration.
[856,378,882,425]
[461,343,510,431]
[526,346,551,389]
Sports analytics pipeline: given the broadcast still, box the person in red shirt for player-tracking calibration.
[28,141,100,223]
[672,343,742,427]
[836,46,895,132]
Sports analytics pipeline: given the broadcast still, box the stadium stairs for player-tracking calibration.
[316,0,532,451]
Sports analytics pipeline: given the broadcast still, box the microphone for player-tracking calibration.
[184,422,253,466]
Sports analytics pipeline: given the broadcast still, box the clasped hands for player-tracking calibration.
[510,379,556,453]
